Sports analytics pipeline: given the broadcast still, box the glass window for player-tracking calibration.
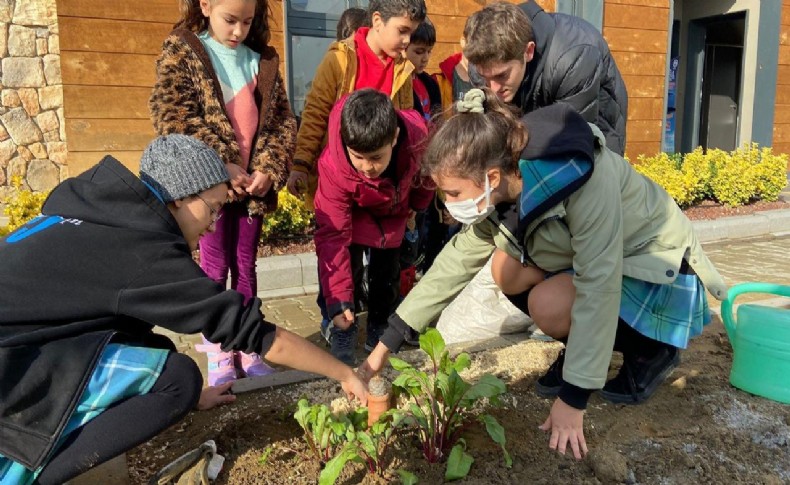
[285,0,369,118]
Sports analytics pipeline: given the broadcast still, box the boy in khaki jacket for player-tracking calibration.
[287,0,427,208]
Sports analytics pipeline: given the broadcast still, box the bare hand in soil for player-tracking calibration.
[340,368,368,405]
[539,398,588,460]
[358,342,390,384]
[246,170,273,197]
[196,382,236,411]
[332,309,354,330]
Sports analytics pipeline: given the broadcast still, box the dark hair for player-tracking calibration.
[410,17,436,46]
[176,0,271,52]
[463,2,533,65]
[341,89,399,153]
[423,88,528,183]
[368,0,427,23]
[336,7,370,40]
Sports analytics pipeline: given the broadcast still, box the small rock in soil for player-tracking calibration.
[586,446,629,484]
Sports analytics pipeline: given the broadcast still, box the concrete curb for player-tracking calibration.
[255,208,790,298]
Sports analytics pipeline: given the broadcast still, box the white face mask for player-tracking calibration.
[444,174,495,225]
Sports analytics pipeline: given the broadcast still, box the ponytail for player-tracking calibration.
[423,88,528,183]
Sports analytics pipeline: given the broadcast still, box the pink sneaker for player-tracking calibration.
[195,342,237,386]
[237,352,276,378]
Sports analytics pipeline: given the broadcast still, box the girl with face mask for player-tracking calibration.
[359,87,727,462]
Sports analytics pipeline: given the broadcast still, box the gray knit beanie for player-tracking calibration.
[139,134,230,203]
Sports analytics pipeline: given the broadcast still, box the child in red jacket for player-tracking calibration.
[314,88,434,365]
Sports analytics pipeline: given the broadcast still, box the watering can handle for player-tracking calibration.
[721,282,790,339]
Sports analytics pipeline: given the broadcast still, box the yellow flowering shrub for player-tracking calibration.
[634,144,787,208]
[634,152,698,207]
[261,189,314,240]
[1,176,49,237]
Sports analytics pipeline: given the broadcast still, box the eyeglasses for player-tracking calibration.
[195,194,222,224]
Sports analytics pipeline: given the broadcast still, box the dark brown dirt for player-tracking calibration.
[681,199,790,221]
[128,318,790,484]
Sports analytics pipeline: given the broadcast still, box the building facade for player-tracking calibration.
[0,0,787,194]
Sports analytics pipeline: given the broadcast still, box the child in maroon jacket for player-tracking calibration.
[313,88,434,365]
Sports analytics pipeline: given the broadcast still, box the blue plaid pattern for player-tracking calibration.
[518,157,593,223]
[0,344,168,484]
[620,273,711,349]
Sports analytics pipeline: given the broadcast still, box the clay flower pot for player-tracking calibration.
[367,376,391,427]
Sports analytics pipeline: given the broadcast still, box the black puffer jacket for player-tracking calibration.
[471,1,628,155]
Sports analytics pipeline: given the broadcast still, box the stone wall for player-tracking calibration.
[0,0,64,202]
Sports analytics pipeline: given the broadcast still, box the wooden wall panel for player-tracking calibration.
[774,3,790,157]
[604,0,669,159]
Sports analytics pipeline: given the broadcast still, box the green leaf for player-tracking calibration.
[419,328,446,365]
[445,442,474,481]
[464,374,506,402]
[396,469,419,485]
[451,352,471,373]
[479,414,512,467]
[389,356,413,371]
[355,430,377,456]
[444,370,470,408]
[318,444,358,485]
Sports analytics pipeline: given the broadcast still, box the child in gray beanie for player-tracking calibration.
[0,136,367,484]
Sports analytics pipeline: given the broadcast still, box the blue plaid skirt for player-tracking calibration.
[0,344,168,484]
[620,273,711,349]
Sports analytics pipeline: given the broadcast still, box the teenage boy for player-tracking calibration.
[465,1,628,155]
[0,135,367,484]
[313,89,434,365]
[286,0,428,206]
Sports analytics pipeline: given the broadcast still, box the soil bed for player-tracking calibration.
[128,318,790,484]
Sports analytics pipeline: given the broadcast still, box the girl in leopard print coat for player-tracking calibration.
[149,0,296,385]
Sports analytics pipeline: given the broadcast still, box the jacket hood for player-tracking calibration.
[520,103,595,162]
[439,52,463,81]
[42,156,181,235]
[325,94,426,186]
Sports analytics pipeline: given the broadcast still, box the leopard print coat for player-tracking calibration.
[149,29,296,215]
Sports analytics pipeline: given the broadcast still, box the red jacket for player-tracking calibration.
[314,96,434,314]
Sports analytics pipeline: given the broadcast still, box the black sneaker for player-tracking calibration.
[600,346,680,404]
[535,349,565,398]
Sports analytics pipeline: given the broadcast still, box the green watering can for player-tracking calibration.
[720,282,790,404]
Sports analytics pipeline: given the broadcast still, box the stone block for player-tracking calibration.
[0,23,7,57]
[8,25,35,57]
[17,145,31,161]
[0,2,10,23]
[35,37,46,55]
[18,87,39,116]
[725,214,770,239]
[7,155,26,179]
[0,123,7,141]
[35,109,57,132]
[1,88,19,107]
[256,254,303,291]
[0,137,13,166]
[0,107,42,144]
[2,57,45,87]
[43,54,60,84]
[38,84,61,110]
[692,219,728,243]
[57,106,64,140]
[27,158,58,191]
[12,0,57,26]
[47,140,66,164]
[258,286,306,302]
[42,129,58,142]
[29,142,46,159]
[47,32,58,54]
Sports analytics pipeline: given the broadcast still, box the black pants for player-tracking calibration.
[36,352,202,484]
[350,244,401,332]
